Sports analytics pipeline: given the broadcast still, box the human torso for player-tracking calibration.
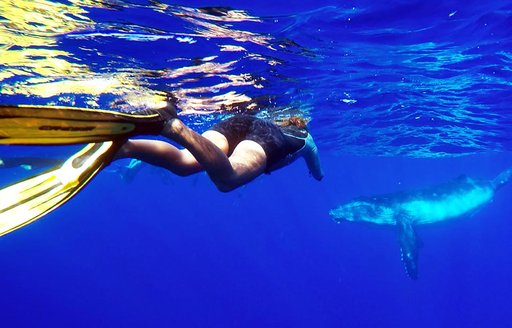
[210,115,307,172]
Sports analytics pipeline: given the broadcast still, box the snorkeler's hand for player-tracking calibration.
[304,135,323,181]
[310,168,324,181]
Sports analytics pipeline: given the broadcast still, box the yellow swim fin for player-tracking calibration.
[0,141,120,236]
[0,104,173,145]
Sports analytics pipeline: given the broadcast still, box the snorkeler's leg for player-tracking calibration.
[116,139,202,176]
[161,118,267,191]
[115,128,231,177]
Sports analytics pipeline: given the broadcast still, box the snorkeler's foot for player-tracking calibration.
[157,93,179,121]
[161,117,185,139]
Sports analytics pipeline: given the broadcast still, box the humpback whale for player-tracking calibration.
[329,168,512,279]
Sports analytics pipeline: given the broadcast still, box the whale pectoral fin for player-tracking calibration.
[397,217,420,280]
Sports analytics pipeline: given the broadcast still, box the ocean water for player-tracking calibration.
[1,1,512,327]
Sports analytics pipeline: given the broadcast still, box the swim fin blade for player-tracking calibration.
[0,141,119,236]
[0,104,170,145]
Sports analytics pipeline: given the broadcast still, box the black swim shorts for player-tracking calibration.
[209,115,301,172]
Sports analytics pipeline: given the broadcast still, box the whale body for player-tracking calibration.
[330,168,512,279]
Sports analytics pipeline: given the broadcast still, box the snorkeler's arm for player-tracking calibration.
[302,134,324,181]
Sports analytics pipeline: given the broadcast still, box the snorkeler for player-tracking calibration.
[0,100,323,235]
[116,103,324,192]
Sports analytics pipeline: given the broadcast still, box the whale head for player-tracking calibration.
[330,200,395,225]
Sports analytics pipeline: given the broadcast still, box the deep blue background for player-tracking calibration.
[1,152,512,327]
[1,0,512,327]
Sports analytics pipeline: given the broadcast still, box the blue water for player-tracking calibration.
[1,1,512,327]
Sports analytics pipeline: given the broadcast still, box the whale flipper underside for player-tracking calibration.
[397,217,420,280]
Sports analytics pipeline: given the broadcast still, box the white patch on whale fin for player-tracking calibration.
[397,216,420,280]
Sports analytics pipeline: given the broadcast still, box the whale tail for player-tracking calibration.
[491,168,512,191]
